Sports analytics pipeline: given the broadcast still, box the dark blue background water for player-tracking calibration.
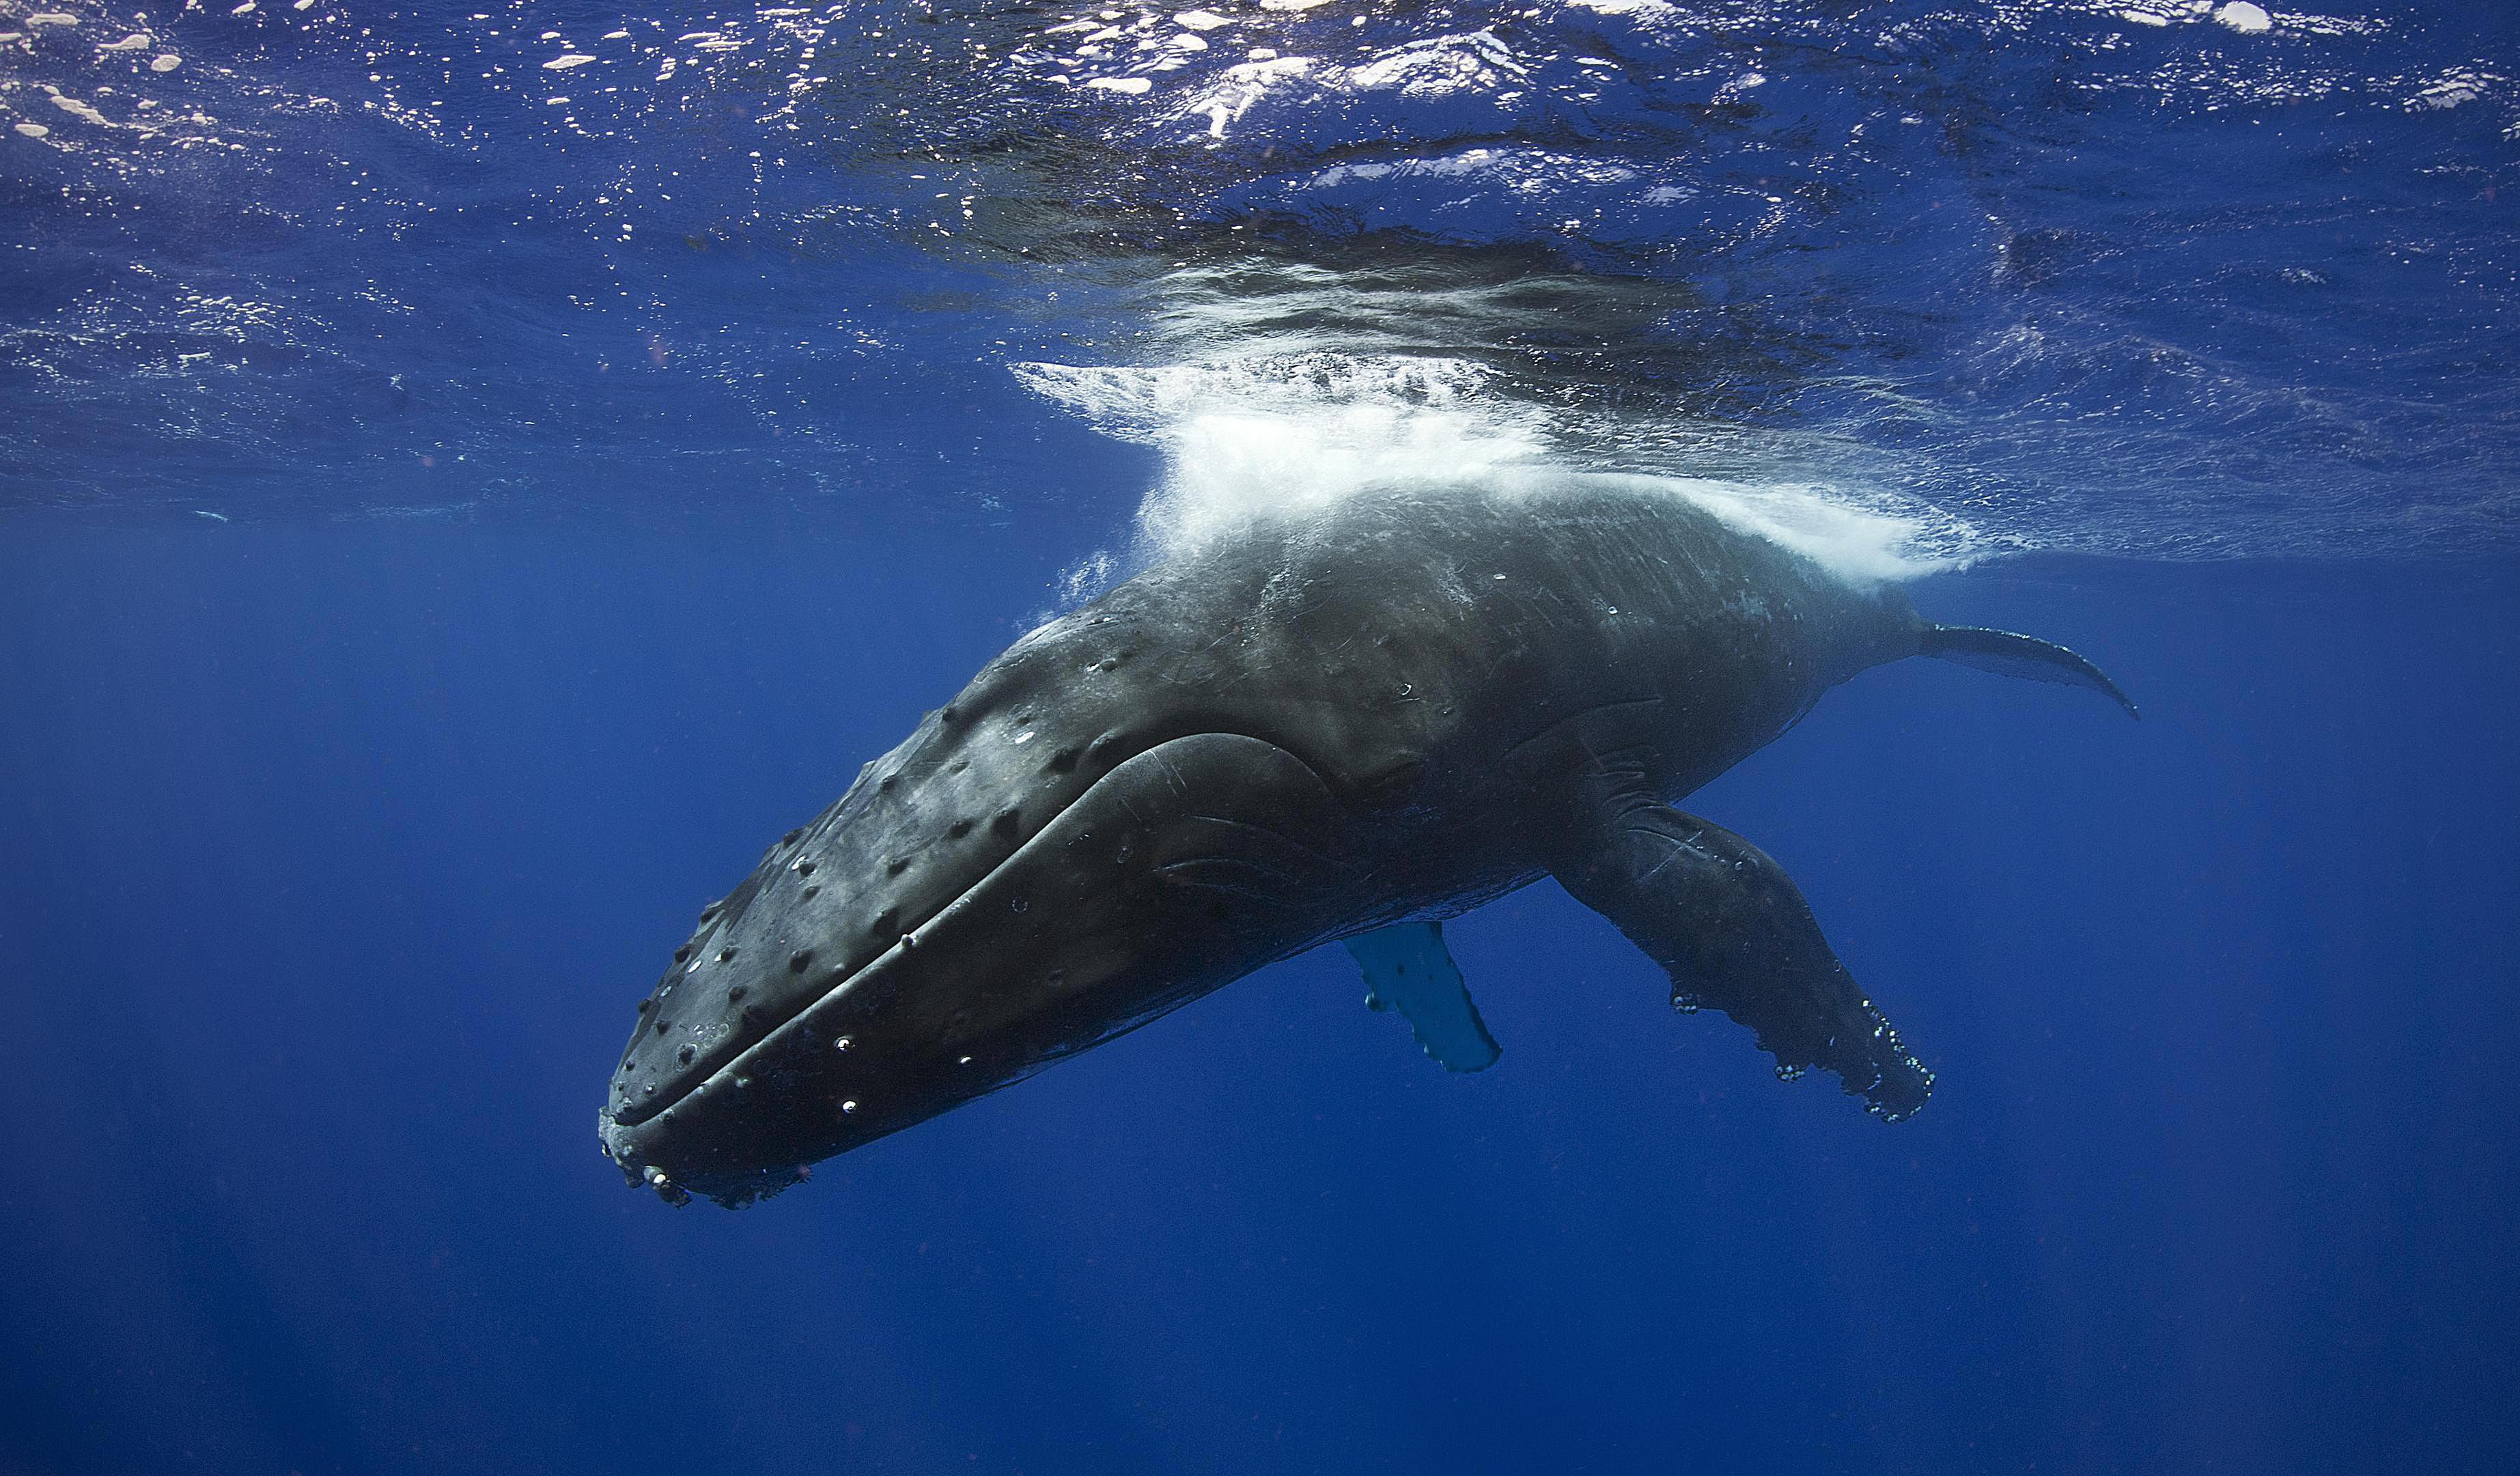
[8,514,2517,1473]
[6,0,2520,1471]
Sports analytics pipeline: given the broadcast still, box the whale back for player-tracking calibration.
[1079,481,1923,812]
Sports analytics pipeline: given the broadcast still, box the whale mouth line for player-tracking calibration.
[605,727,1312,1138]
[606,824,1052,1134]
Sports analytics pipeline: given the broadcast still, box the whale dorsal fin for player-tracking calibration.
[1345,921,1501,1073]
[1550,794,1933,1120]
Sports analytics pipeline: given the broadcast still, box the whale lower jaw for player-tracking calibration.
[602,732,1367,1206]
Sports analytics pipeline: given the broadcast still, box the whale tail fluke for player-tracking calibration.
[1920,624,2140,719]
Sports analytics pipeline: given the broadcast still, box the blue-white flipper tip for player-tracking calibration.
[1344,921,1502,1072]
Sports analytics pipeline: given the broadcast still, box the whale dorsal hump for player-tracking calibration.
[1344,921,1501,1074]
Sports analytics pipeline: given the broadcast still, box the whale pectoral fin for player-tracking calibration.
[1552,805,1933,1119]
[1922,624,2140,719]
[1344,921,1501,1073]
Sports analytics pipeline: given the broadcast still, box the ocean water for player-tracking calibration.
[3,0,2517,1471]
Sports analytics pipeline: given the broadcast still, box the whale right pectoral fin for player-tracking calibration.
[1551,801,1933,1119]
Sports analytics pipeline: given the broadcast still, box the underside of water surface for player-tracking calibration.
[5,0,2515,561]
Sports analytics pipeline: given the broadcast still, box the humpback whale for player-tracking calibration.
[600,481,2134,1206]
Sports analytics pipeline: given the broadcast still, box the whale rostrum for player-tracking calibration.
[599,482,2136,1207]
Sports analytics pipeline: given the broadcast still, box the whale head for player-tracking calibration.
[597,621,1362,1206]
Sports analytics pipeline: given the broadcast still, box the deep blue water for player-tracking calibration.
[5,0,2519,1471]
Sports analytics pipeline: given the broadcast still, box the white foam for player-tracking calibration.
[2212,3,2272,33]
[1015,352,1968,587]
[1647,476,1960,585]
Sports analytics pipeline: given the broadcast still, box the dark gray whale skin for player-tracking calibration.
[598,481,2133,1206]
